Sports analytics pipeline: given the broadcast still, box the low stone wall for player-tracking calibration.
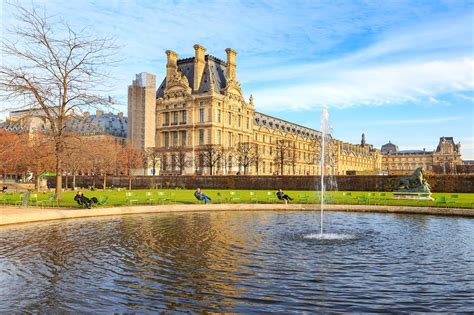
[65,174,474,193]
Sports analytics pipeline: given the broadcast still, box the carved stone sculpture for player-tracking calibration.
[394,167,431,193]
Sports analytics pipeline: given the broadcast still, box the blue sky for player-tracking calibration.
[1,0,473,159]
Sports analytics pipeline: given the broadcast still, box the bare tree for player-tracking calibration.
[253,144,261,175]
[63,136,83,190]
[221,146,235,175]
[234,142,256,175]
[273,139,292,175]
[119,144,144,190]
[144,147,161,176]
[85,138,120,189]
[23,133,55,191]
[200,144,222,175]
[0,3,117,197]
[170,146,190,175]
[0,130,24,180]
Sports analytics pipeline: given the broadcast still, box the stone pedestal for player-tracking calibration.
[392,191,433,200]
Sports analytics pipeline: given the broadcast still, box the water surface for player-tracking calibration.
[0,211,473,313]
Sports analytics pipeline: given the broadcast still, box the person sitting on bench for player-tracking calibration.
[276,188,293,205]
[194,188,212,204]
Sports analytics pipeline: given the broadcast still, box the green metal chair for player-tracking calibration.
[298,193,309,204]
[378,193,388,205]
[446,194,459,208]
[434,196,447,208]
[157,191,169,204]
[145,191,156,205]
[92,195,109,207]
[125,192,138,205]
[37,194,59,208]
[229,191,241,203]
[342,192,353,204]
[367,192,377,205]
[266,191,277,204]
[249,191,258,204]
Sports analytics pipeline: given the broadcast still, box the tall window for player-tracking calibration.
[173,131,178,146]
[199,129,204,145]
[228,132,232,147]
[217,109,221,123]
[181,110,187,124]
[246,117,249,129]
[228,112,231,125]
[164,112,170,126]
[199,108,205,123]
[180,131,187,146]
[173,111,178,125]
[164,132,169,148]
[238,134,242,144]
[238,115,241,127]
[217,130,221,144]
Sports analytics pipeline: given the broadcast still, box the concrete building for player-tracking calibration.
[128,45,382,175]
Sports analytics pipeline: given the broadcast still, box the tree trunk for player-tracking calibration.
[128,175,132,190]
[55,167,62,197]
[35,175,40,192]
[72,174,76,190]
[103,174,107,190]
[65,174,69,190]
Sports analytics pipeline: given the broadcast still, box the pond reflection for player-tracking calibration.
[1,211,473,313]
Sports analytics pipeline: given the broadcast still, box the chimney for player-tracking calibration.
[165,50,178,85]
[225,48,237,81]
[193,44,206,91]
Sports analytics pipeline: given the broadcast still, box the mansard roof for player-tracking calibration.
[381,141,399,154]
[156,55,227,97]
[436,136,459,152]
[254,112,322,140]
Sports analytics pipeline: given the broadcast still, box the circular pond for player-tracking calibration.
[0,211,473,312]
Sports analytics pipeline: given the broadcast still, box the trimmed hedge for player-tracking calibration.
[65,174,474,193]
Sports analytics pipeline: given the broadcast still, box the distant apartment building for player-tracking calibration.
[0,109,127,143]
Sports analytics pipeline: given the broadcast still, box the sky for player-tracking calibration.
[1,0,473,159]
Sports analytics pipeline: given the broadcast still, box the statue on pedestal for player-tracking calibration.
[394,167,431,193]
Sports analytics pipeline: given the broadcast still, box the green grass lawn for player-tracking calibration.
[1,189,473,209]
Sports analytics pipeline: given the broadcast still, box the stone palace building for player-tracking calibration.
[128,45,382,176]
[128,45,382,175]
[381,137,464,174]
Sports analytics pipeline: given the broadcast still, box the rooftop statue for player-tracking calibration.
[394,167,431,193]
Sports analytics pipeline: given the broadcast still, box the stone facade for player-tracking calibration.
[0,108,127,143]
[381,137,464,174]
[128,45,382,175]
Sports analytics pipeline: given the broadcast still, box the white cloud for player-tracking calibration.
[252,58,474,111]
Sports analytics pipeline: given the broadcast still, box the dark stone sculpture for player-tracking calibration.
[394,167,431,193]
